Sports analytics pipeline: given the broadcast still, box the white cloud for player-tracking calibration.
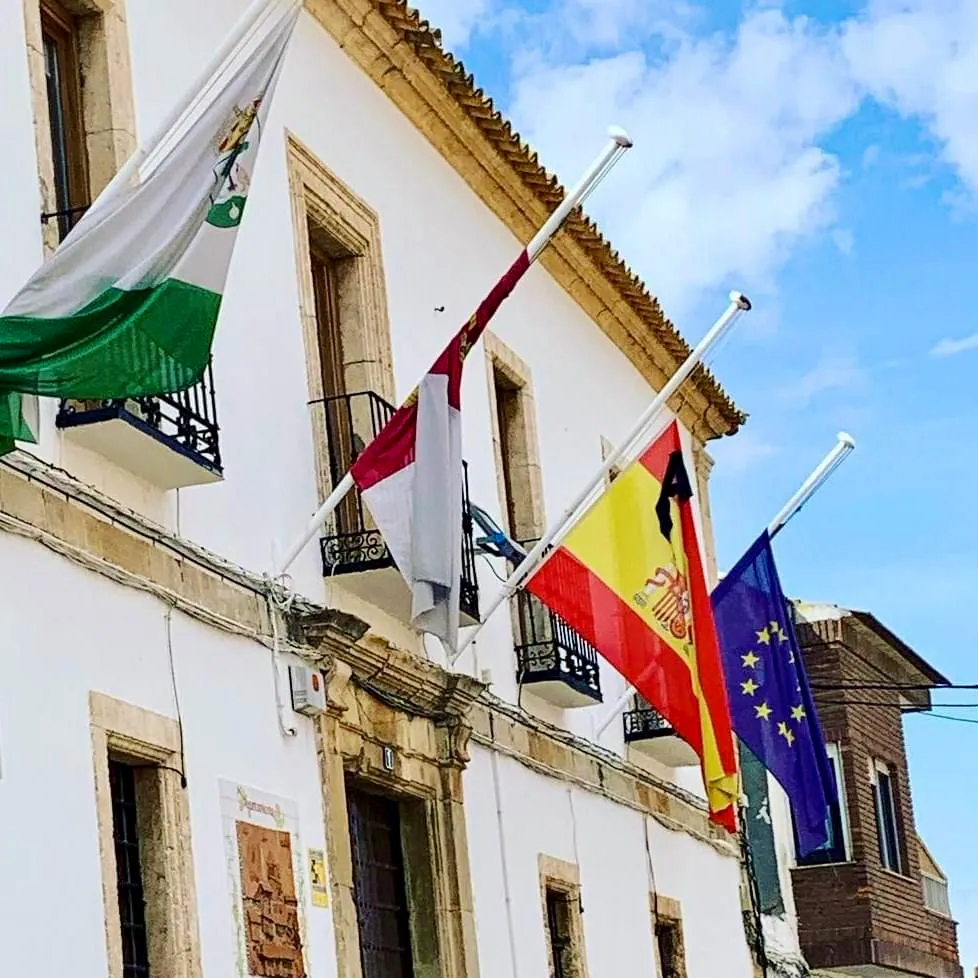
[930,331,978,357]
[418,0,978,314]
[508,9,860,313]
[831,228,855,255]
[712,429,778,474]
[843,0,978,193]
[780,353,868,407]
[413,0,492,49]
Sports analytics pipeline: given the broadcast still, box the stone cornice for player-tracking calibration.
[299,611,485,721]
[471,694,739,857]
[304,0,746,442]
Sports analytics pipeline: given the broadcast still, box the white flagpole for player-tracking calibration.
[271,128,634,582]
[450,290,752,665]
[592,431,858,739]
[89,0,294,216]
[768,432,855,538]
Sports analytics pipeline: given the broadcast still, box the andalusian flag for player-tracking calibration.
[526,421,739,830]
[0,0,301,453]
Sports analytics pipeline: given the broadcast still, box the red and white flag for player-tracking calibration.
[350,251,531,652]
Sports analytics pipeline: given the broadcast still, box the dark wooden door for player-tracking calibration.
[346,786,415,978]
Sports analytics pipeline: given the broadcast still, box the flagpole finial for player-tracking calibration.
[837,431,856,449]
[729,291,752,311]
[608,125,633,148]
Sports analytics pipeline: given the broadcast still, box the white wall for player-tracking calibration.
[464,745,754,978]
[0,532,332,977]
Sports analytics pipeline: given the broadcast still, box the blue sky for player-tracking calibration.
[418,0,978,967]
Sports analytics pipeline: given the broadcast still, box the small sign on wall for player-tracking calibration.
[309,849,329,909]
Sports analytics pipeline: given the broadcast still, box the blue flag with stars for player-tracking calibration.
[711,531,837,857]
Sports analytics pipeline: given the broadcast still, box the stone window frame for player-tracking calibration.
[483,331,547,544]
[286,133,396,509]
[538,854,589,978]
[89,691,202,978]
[317,661,480,978]
[23,0,137,252]
[652,893,688,978]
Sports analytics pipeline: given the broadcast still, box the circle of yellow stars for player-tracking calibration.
[739,620,806,747]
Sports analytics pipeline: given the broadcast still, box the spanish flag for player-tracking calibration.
[526,421,739,830]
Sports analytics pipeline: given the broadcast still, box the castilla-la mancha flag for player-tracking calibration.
[526,421,739,830]
[350,251,531,653]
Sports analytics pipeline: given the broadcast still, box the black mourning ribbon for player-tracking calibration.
[656,450,693,541]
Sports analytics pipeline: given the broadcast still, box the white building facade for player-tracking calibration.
[0,2,760,977]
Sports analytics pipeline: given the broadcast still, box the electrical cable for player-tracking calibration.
[812,681,978,691]
[817,700,978,708]
[163,605,188,789]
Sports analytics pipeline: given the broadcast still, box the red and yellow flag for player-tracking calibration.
[526,421,739,830]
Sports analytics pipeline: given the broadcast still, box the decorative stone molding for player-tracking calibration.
[315,657,482,978]
[286,131,396,507]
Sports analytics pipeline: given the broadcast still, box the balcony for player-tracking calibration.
[56,363,223,489]
[513,567,602,707]
[623,699,698,767]
[319,390,479,625]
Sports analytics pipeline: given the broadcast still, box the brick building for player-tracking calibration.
[790,602,962,978]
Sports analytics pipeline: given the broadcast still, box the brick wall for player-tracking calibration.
[789,618,961,978]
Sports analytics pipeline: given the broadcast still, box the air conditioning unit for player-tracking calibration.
[289,664,327,717]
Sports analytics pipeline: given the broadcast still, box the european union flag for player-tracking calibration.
[711,531,837,856]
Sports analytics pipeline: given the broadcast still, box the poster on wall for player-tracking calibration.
[220,780,310,978]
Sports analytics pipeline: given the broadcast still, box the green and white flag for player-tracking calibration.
[0,0,300,453]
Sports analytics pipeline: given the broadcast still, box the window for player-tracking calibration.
[653,896,687,978]
[347,785,415,978]
[40,1,89,241]
[110,760,151,978]
[873,760,902,873]
[309,236,360,535]
[539,857,586,978]
[493,367,531,537]
[90,693,202,978]
[544,887,581,978]
[923,874,951,916]
[795,743,851,866]
[655,919,686,978]
[485,335,545,544]
[288,136,396,511]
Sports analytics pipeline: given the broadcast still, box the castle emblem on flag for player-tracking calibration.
[633,563,691,639]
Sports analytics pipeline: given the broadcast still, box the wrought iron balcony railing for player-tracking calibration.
[512,541,602,704]
[56,362,223,478]
[318,390,479,623]
[623,703,675,742]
